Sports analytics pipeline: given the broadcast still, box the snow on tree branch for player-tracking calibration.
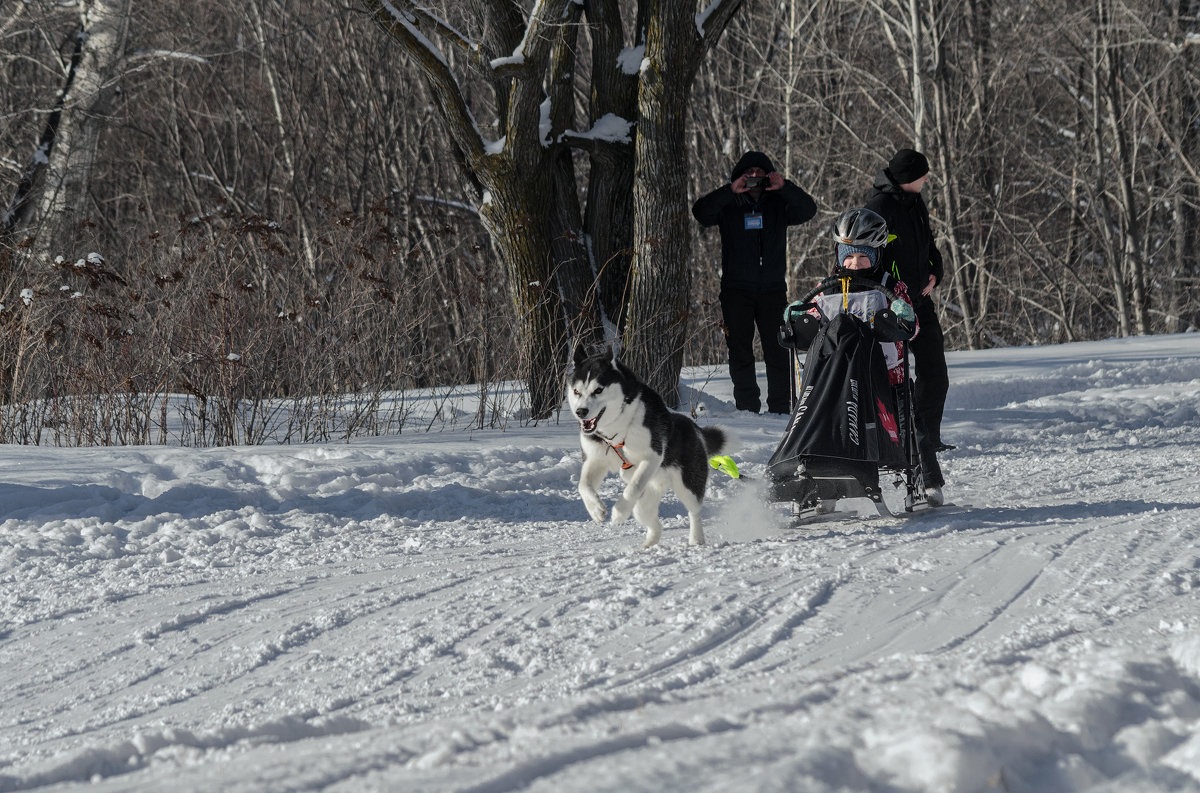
[559,113,634,146]
[695,1,722,36]
[378,0,448,67]
[377,0,497,74]
[489,0,543,71]
[361,0,487,165]
[492,0,578,81]
[129,50,211,64]
[695,0,743,50]
[616,45,645,76]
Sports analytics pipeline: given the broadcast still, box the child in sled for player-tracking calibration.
[772,208,923,512]
[792,207,918,386]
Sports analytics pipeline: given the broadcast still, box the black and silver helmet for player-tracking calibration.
[831,208,889,248]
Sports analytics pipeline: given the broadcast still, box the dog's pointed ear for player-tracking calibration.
[572,343,589,368]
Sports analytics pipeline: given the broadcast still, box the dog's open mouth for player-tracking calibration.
[578,407,605,434]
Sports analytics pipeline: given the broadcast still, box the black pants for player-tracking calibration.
[910,298,949,486]
[719,288,790,413]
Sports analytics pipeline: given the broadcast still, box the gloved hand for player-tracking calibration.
[781,301,822,350]
[890,298,915,322]
[783,300,808,323]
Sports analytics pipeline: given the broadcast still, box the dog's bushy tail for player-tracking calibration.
[701,426,733,457]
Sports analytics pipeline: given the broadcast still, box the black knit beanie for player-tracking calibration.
[731,151,775,181]
[888,148,929,184]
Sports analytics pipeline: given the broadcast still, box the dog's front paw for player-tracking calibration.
[580,488,607,523]
[610,498,632,524]
[585,501,607,523]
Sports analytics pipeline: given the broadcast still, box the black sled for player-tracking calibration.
[766,275,929,521]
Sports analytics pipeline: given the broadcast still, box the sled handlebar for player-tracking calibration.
[796,275,902,306]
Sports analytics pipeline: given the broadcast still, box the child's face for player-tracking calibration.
[841,252,873,270]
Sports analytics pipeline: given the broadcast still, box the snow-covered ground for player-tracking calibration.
[3,333,1200,793]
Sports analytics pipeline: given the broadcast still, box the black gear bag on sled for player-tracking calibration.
[767,275,927,516]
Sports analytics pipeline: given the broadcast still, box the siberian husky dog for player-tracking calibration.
[567,346,731,548]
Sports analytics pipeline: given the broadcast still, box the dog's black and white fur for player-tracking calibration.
[567,346,730,547]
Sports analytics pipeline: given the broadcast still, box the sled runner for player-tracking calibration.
[766,274,931,521]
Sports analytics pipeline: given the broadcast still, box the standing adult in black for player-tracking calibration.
[865,147,950,502]
[692,151,817,414]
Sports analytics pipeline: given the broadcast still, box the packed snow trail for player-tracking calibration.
[2,334,1200,793]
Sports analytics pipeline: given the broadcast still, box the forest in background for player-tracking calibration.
[1,0,1198,445]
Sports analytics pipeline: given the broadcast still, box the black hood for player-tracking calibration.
[872,168,902,195]
[871,169,919,207]
[731,151,775,180]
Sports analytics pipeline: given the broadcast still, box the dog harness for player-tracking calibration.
[608,440,633,470]
[589,433,634,469]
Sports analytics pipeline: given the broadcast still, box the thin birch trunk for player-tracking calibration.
[31,0,131,259]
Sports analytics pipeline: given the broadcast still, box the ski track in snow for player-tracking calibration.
[2,334,1200,792]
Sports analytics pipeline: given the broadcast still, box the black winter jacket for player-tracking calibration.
[692,153,817,292]
[865,169,944,305]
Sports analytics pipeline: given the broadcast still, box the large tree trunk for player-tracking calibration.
[622,0,743,405]
[545,8,606,354]
[478,175,565,420]
[584,144,636,332]
[582,0,640,334]
[622,3,695,404]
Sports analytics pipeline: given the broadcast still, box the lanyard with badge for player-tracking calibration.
[743,200,763,231]
[744,198,764,265]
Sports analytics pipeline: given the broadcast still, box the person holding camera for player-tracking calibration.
[692,151,817,414]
